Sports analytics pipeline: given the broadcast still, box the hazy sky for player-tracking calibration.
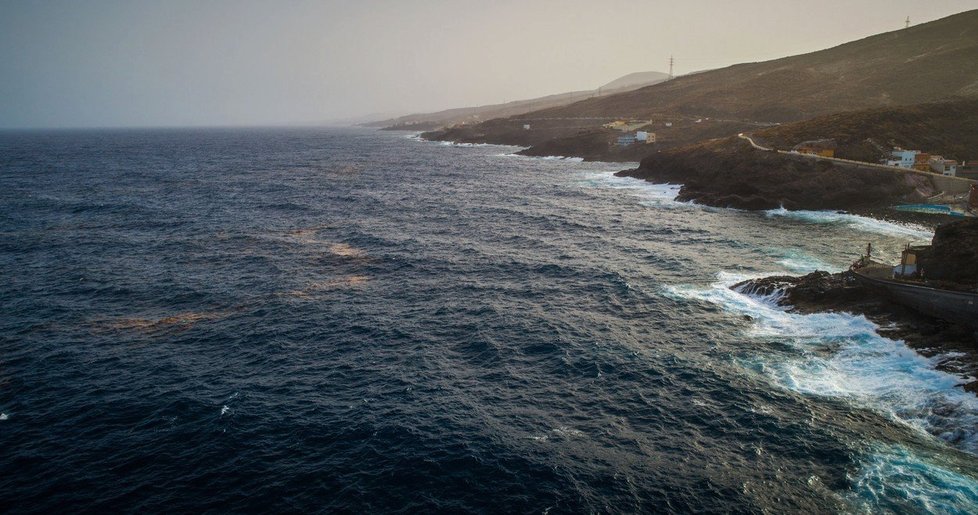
[1,0,976,128]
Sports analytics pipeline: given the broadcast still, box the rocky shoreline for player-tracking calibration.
[615,138,935,212]
[734,270,978,394]
[734,217,978,395]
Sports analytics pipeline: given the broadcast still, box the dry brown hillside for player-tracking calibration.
[518,10,978,123]
[754,98,978,162]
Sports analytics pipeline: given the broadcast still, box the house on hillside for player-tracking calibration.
[928,156,959,176]
[616,134,637,146]
[957,163,978,180]
[636,131,656,144]
[793,139,836,158]
[913,152,932,172]
[885,148,920,169]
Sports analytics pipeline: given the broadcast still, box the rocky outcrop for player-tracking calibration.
[616,139,926,211]
[918,218,978,285]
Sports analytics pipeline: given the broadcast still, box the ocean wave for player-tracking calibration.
[666,272,978,456]
[493,153,584,162]
[847,446,978,513]
[764,207,934,241]
[764,247,836,275]
[576,172,687,208]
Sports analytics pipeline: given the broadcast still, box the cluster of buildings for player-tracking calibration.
[616,131,656,146]
[604,119,663,146]
[790,140,969,178]
[886,148,960,176]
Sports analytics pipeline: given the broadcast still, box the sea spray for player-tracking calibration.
[847,446,978,513]
[764,207,934,241]
[667,272,978,456]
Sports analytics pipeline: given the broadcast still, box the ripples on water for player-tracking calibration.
[1,128,975,512]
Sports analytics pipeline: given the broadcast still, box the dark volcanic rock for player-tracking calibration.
[617,139,923,211]
[919,217,978,285]
[733,271,870,314]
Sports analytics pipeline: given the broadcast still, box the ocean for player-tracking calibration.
[1,127,975,512]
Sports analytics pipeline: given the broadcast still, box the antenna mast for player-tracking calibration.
[668,56,674,79]
[905,16,910,29]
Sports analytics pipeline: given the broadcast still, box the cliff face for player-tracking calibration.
[919,218,978,285]
[616,139,923,211]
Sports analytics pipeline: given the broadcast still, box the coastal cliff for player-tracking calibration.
[615,138,927,211]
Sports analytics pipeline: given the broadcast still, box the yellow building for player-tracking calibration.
[793,139,837,158]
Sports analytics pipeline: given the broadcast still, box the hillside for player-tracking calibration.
[424,11,978,162]
[616,98,978,211]
[520,10,978,123]
[600,71,673,91]
[753,98,978,163]
[617,137,932,211]
[369,71,668,130]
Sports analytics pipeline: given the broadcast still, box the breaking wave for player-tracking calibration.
[847,446,978,513]
[764,207,934,241]
[667,272,978,456]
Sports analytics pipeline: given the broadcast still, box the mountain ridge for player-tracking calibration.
[512,9,978,123]
[366,71,669,130]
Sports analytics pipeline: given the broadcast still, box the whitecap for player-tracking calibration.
[847,446,978,513]
[764,207,934,241]
[0,413,8,421]
[577,172,687,208]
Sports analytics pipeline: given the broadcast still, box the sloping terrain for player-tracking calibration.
[753,98,978,162]
[516,10,978,123]
[617,97,978,210]
[617,137,927,210]
[369,71,668,130]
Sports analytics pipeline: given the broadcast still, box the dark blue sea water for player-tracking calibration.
[1,128,976,513]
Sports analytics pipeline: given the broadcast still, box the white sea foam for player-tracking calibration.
[577,172,688,208]
[0,413,7,421]
[768,248,835,274]
[494,153,584,162]
[220,405,230,416]
[438,141,494,148]
[764,207,934,241]
[847,446,978,512]
[667,272,978,456]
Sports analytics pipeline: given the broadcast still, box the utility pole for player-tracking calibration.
[668,56,674,79]
[905,16,910,29]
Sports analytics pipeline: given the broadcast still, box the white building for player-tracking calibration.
[886,148,919,169]
[636,131,656,143]
[928,155,959,176]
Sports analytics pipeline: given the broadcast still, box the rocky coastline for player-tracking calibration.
[734,270,978,394]
[734,218,978,395]
[614,138,936,212]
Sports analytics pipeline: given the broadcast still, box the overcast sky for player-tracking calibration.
[1,0,976,128]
